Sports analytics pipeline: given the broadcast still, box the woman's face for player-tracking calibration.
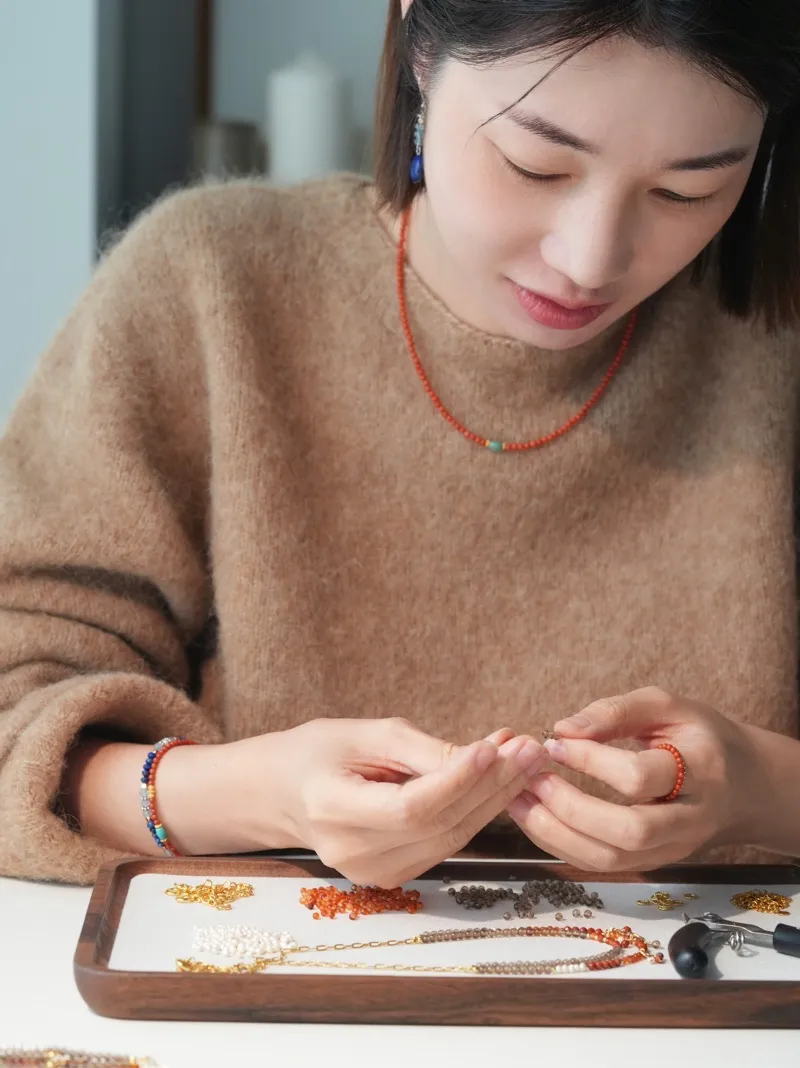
[414,34,765,349]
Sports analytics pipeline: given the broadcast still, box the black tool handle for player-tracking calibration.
[773,923,800,958]
[668,921,713,978]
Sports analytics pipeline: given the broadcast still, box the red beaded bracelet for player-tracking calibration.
[656,743,686,802]
[139,736,196,856]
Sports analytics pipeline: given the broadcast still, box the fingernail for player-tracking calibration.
[474,743,498,773]
[516,740,545,771]
[557,714,590,730]
[544,739,567,763]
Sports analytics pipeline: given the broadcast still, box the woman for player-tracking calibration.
[1,0,799,887]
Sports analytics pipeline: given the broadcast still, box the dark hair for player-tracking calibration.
[374,0,800,329]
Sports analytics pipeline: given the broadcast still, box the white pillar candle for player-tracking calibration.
[266,53,353,185]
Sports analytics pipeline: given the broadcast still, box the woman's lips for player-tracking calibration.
[512,283,611,330]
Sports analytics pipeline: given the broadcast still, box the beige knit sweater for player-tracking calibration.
[1,175,798,884]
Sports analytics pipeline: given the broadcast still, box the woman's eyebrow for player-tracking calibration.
[507,110,598,153]
[664,146,752,172]
[506,108,753,171]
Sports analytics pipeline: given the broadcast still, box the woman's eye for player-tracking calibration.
[503,157,564,184]
[502,153,716,207]
[654,189,715,206]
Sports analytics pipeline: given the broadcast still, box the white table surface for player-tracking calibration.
[2,875,798,1068]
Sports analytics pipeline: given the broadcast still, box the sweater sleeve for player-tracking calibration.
[0,191,226,884]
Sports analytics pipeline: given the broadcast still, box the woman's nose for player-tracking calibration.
[540,192,635,294]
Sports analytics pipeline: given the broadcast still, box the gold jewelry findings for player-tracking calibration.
[177,923,663,977]
[165,879,254,911]
[636,891,699,912]
[730,890,791,915]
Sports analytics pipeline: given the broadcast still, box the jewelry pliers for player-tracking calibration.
[668,911,800,978]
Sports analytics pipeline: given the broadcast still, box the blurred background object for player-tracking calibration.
[215,1,384,178]
[266,53,354,185]
[192,119,265,181]
[0,0,383,425]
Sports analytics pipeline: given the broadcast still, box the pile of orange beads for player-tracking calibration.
[300,884,423,920]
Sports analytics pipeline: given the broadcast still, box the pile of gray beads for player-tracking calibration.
[447,885,517,910]
[448,878,604,918]
[512,879,603,920]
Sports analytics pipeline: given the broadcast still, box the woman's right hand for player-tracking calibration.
[224,717,546,887]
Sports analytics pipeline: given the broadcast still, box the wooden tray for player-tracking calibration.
[75,856,800,1027]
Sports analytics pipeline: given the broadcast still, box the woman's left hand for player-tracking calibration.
[507,686,764,871]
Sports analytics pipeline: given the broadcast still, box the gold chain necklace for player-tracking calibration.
[177,922,663,977]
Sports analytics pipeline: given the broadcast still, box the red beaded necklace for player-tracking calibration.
[396,207,637,453]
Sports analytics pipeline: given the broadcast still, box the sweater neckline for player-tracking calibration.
[358,180,648,397]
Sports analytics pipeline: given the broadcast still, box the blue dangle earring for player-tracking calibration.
[410,100,426,184]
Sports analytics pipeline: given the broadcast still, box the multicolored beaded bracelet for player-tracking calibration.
[139,736,196,857]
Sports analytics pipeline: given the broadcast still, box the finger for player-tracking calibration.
[485,727,516,746]
[365,740,549,881]
[365,721,515,781]
[398,736,546,839]
[366,717,461,777]
[507,792,681,872]
[553,687,684,742]
[374,726,515,782]
[339,739,499,835]
[429,735,548,832]
[430,737,551,850]
[348,835,467,889]
[525,772,694,851]
[365,745,546,884]
[544,737,683,800]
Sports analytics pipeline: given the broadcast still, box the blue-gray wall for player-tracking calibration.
[0,0,197,426]
[1,1,378,425]
[0,0,99,424]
